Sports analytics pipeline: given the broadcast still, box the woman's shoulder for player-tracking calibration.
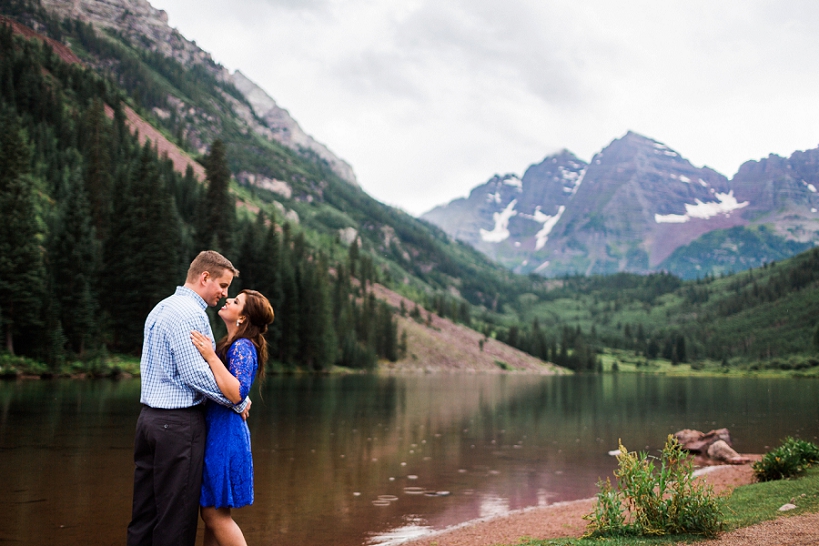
[229,337,257,356]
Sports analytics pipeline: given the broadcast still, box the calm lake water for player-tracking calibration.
[1,374,818,545]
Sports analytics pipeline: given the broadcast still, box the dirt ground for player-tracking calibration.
[403,462,815,546]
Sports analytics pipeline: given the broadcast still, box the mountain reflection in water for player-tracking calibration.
[1,374,817,545]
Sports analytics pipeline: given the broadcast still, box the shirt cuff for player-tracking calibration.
[233,397,250,413]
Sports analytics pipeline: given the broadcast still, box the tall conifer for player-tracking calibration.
[278,246,300,367]
[236,212,265,291]
[103,141,181,352]
[51,166,99,355]
[81,98,111,240]
[197,139,235,255]
[256,219,283,360]
[297,256,336,371]
[0,111,46,354]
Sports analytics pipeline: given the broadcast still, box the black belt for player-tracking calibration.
[141,404,205,412]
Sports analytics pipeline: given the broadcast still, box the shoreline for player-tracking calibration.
[4,365,819,380]
[399,463,757,546]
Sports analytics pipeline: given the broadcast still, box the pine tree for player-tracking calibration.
[277,245,300,367]
[81,98,111,240]
[375,300,398,361]
[399,329,408,359]
[174,165,200,225]
[675,335,687,363]
[50,166,99,355]
[254,220,283,361]
[103,141,181,352]
[297,256,336,371]
[348,240,359,279]
[0,111,46,355]
[235,212,265,291]
[197,139,235,255]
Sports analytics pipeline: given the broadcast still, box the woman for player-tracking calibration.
[190,289,274,546]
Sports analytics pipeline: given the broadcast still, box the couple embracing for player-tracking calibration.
[127,251,273,546]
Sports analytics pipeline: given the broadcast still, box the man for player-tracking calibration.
[127,251,251,546]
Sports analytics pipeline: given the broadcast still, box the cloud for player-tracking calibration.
[153,0,819,215]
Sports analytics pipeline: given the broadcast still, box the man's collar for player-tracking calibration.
[175,286,207,310]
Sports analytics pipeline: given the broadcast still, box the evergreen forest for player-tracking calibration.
[0,19,398,372]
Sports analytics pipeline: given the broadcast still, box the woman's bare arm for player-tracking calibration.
[190,331,242,403]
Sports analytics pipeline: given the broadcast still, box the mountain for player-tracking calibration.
[422,132,819,279]
[39,0,357,186]
[422,149,585,272]
[230,70,357,186]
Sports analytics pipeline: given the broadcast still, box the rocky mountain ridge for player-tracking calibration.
[422,132,819,278]
[40,0,358,186]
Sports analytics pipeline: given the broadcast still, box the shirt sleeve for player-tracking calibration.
[167,314,249,411]
[227,339,258,401]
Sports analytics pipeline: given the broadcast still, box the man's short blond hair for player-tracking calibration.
[186,250,239,283]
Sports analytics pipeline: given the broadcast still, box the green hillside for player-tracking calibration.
[658,224,813,280]
[480,248,819,373]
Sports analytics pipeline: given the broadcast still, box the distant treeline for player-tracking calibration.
[0,23,397,371]
[480,260,819,369]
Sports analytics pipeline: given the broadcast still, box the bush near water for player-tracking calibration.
[584,436,724,538]
[753,437,819,482]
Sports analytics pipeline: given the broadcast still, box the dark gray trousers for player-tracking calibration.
[127,405,206,546]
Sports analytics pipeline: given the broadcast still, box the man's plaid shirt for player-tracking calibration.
[139,286,248,412]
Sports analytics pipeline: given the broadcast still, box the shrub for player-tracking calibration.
[0,352,49,376]
[753,437,819,482]
[494,360,512,371]
[584,435,724,538]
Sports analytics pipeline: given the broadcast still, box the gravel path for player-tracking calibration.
[691,511,819,546]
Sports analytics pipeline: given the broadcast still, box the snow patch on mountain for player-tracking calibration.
[805,181,817,193]
[480,200,518,243]
[534,260,550,273]
[654,191,749,224]
[569,169,586,196]
[487,191,502,204]
[558,166,586,196]
[533,205,566,250]
[504,175,523,188]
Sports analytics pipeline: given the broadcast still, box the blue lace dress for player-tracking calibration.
[201,338,258,508]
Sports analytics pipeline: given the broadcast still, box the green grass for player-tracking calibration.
[499,468,819,546]
[0,352,140,378]
[598,349,819,378]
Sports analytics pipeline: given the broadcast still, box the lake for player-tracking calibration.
[1,374,817,545]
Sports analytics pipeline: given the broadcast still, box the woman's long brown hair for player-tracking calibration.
[216,289,275,382]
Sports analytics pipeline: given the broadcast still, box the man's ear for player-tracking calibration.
[200,271,211,284]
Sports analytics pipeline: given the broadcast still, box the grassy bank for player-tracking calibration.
[0,352,140,378]
[0,352,380,378]
[4,346,819,379]
[599,348,819,378]
[506,468,819,546]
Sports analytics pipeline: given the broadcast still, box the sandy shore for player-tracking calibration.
[403,464,756,546]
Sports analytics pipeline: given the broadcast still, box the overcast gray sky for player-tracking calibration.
[151,0,819,216]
